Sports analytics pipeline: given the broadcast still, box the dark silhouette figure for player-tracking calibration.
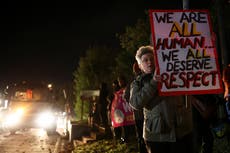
[98,82,109,126]
[192,94,218,153]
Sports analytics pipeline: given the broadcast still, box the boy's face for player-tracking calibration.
[139,53,155,74]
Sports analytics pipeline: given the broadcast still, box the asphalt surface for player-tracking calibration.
[0,128,62,153]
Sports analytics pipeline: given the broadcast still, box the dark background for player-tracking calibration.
[0,0,212,89]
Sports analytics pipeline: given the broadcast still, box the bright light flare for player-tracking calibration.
[4,108,24,126]
[36,111,55,128]
[16,108,24,116]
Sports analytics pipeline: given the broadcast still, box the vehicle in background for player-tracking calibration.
[1,82,57,135]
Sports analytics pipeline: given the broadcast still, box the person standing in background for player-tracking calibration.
[110,75,135,144]
[191,94,218,153]
[223,64,230,120]
[222,64,230,142]
[107,80,121,143]
[98,82,109,126]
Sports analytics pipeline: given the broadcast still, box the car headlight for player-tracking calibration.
[4,108,24,126]
[36,111,56,128]
[16,108,24,116]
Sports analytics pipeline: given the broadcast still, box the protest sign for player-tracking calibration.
[149,10,223,96]
[111,89,135,127]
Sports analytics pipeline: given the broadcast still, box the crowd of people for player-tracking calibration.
[91,45,230,153]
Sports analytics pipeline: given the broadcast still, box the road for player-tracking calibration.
[0,128,60,153]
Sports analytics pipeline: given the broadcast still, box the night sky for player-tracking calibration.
[0,0,211,89]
